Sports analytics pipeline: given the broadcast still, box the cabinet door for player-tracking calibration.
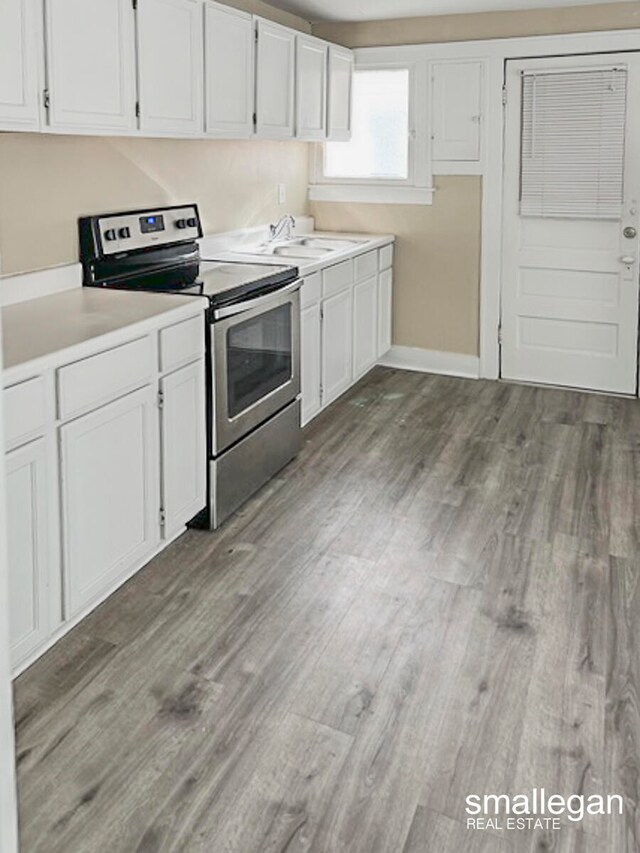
[45,0,136,132]
[255,18,295,140]
[431,61,482,162]
[378,268,392,358]
[321,288,352,407]
[160,360,206,538]
[138,0,203,136]
[295,35,327,141]
[353,275,378,380]
[301,303,321,425]
[327,45,353,142]
[0,0,41,130]
[204,1,253,138]
[60,386,159,617]
[6,439,49,669]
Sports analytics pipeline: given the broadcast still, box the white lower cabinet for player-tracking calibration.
[353,275,378,380]
[160,360,206,538]
[60,385,159,617]
[300,244,393,425]
[321,287,353,406]
[378,267,393,357]
[301,302,321,426]
[6,439,50,667]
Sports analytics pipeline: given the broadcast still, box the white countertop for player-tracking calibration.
[2,287,207,385]
[212,230,395,277]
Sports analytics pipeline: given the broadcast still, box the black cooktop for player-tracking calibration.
[176,259,299,309]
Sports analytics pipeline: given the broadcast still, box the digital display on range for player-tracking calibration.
[139,214,165,234]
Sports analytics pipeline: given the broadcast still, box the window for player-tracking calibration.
[520,68,628,219]
[325,69,410,181]
[310,62,433,205]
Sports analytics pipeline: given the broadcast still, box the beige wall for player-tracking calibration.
[312,1,640,46]
[225,0,310,31]
[312,177,482,356]
[0,135,309,275]
[312,2,640,356]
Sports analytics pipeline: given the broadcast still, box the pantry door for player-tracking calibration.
[500,53,640,394]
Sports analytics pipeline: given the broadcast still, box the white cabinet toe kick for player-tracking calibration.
[3,309,207,676]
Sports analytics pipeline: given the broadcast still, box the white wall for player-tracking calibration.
[0,313,18,853]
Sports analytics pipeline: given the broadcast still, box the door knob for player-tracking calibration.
[623,226,637,239]
[620,255,636,264]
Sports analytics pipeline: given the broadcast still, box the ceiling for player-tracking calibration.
[266,0,624,23]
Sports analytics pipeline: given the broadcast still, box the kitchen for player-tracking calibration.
[1,0,640,851]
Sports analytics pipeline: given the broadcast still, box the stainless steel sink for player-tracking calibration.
[233,235,367,261]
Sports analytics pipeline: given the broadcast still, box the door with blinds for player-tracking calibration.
[501,54,640,394]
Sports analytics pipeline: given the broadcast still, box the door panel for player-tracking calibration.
[501,54,640,394]
[137,0,203,136]
[255,18,295,140]
[45,0,136,132]
[0,0,40,130]
[321,288,352,406]
[295,35,327,141]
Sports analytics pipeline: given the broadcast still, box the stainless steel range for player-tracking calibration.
[79,204,302,529]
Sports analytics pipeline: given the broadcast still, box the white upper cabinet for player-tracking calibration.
[255,17,295,140]
[295,34,327,141]
[0,0,41,131]
[204,1,253,138]
[327,45,353,142]
[137,0,204,136]
[431,60,483,163]
[44,0,136,133]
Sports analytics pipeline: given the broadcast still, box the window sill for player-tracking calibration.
[308,184,435,205]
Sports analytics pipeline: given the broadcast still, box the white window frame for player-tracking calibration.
[309,59,434,205]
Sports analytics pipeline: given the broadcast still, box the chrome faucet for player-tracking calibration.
[269,214,295,242]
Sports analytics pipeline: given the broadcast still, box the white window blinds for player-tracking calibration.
[520,67,628,219]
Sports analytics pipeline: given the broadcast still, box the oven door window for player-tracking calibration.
[226,303,293,419]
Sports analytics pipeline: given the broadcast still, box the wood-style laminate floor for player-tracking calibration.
[13,367,640,853]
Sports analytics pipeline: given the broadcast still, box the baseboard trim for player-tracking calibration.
[378,345,480,379]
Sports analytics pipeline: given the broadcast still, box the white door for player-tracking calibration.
[5,439,49,669]
[431,60,482,162]
[321,288,352,406]
[137,0,203,136]
[255,18,295,140]
[295,34,327,141]
[160,361,206,539]
[0,0,41,131]
[45,0,136,132]
[378,267,392,357]
[501,54,640,394]
[204,1,253,138]
[327,45,353,142]
[60,386,159,617]
[353,275,378,380]
[301,302,321,425]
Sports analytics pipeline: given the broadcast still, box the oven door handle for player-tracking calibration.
[212,280,301,320]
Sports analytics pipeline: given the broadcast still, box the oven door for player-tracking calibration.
[211,282,301,454]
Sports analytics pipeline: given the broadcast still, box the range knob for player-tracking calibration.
[118,227,131,239]
[176,219,187,229]
[104,228,117,241]
[186,217,198,228]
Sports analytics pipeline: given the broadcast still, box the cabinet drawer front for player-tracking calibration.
[379,244,394,271]
[354,250,378,281]
[322,259,354,298]
[159,315,204,373]
[4,376,47,450]
[58,337,153,420]
[300,271,321,308]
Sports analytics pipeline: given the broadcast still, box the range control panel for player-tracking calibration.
[95,204,202,256]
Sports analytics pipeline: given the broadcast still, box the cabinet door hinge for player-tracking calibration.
[252,112,257,127]
[159,508,166,528]
[502,85,508,107]
[136,101,141,119]
[132,0,138,10]
[157,389,164,409]
[498,324,503,345]
[43,89,50,109]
